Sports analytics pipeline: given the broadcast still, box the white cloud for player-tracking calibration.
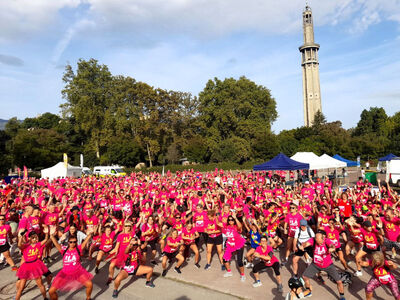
[0,0,80,43]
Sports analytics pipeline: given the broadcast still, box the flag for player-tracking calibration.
[63,153,68,168]
[80,154,84,168]
[17,168,21,178]
[23,166,28,179]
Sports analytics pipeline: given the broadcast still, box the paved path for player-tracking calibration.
[1,246,399,300]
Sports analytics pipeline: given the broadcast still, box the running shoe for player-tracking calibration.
[162,269,167,277]
[278,283,283,293]
[195,263,201,269]
[252,281,262,288]
[354,270,362,277]
[174,267,182,274]
[223,271,233,277]
[245,262,253,269]
[204,263,211,270]
[339,297,346,300]
[392,252,397,259]
[112,289,118,298]
[95,266,99,274]
[281,259,287,266]
[221,264,226,271]
[240,275,246,282]
[146,281,155,288]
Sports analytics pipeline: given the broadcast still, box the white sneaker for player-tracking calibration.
[392,253,397,259]
[240,275,246,282]
[253,281,262,288]
[224,271,233,277]
[354,270,362,277]
[246,262,253,268]
[351,249,356,256]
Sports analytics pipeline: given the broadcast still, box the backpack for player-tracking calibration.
[328,271,352,286]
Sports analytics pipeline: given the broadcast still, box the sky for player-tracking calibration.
[0,0,399,133]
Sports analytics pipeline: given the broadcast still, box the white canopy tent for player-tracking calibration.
[291,152,327,170]
[319,154,347,168]
[41,162,82,181]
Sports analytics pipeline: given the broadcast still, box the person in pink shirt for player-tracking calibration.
[326,219,349,271]
[251,236,283,292]
[222,214,246,280]
[181,221,200,268]
[302,230,346,300]
[15,228,51,300]
[0,214,18,271]
[283,203,303,265]
[192,204,208,249]
[161,229,184,276]
[361,251,400,300]
[49,227,93,300]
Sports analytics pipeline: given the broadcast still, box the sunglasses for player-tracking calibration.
[228,219,234,221]
[69,241,77,244]
[290,207,296,209]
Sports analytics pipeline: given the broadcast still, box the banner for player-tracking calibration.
[23,166,28,179]
[63,153,68,168]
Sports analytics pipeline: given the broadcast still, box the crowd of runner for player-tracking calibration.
[0,169,400,300]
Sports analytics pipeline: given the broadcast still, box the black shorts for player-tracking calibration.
[252,261,280,276]
[207,235,223,246]
[148,239,158,251]
[362,245,381,254]
[163,251,179,260]
[0,243,10,254]
[294,246,314,257]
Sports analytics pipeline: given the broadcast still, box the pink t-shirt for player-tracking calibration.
[193,211,207,232]
[313,239,334,268]
[164,236,182,253]
[223,226,245,248]
[0,224,11,246]
[255,245,278,267]
[22,243,44,262]
[285,213,303,237]
[60,245,83,273]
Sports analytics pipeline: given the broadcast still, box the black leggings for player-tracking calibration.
[223,247,244,267]
[252,261,280,276]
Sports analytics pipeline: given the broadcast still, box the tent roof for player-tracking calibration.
[290,152,328,170]
[379,153,398,161]
[319,154,347,168]
[253,153,309,171]
[332,154,359,167]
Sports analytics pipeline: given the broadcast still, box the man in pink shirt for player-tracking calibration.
[303,230,346,300]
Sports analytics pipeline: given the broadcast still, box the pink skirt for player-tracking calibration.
[51,265,93,291]
[111,252,128,269]
[17,260,49,280]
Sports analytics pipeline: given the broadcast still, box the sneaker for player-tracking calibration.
[174,267,182,274]
[106,277,113,285]
[246,262,253,269]
[221,265,226,271]
[95,266,99,274]
[354,270,362,277]
[281,259,287,266]
[253,281,262,288]
[145,281,155,288]
[195,263,201,269]
[351,249,356,256]
[112,289,118,298]
[392,252,397,260]
[162,270,167,277]
[240,275,246,282]
[11,266,18,272]
[224,271,233,277]
[151,260,158,265]
[204,263,211,270]
[278,283,283,293]
[339,297,346,300]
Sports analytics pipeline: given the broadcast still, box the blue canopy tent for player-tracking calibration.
[333,154,359,167]
[253,153,309,171]
[379,153,398,161]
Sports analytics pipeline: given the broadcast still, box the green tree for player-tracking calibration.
[61,59,113,159]
[354,107,388,136]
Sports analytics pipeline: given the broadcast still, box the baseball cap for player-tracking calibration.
[300,219,308,226]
